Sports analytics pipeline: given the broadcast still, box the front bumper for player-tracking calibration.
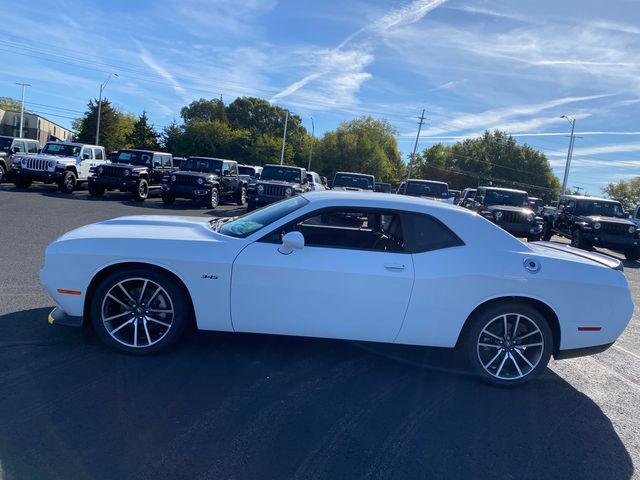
[89,175,137,190]
[12,168,63,182]
[249,193,287,206]
[161,183,211,199]
[48,307,83,327]
[582,231,640,250]
[494,221,543,238]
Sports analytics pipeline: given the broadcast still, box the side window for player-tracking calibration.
[163,155,172,167]
[27,142,38,153]
[567,200,576,211]
[263,209,406,252]
[13,141,26,153]
[152,154,162,167]
[94,148,104,160]
[229,162,237,175]
[636,209,640,220]
[401,213,464,253]
[222,162,231,175]
[82,148,93,160]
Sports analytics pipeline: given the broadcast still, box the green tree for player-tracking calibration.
[181,98,227,124]
[126,111,159,150]
[602,177,640,211]
[0,97,26,112]
[314,116,405,183]
[161,120,184,153]
[73,98,135,153]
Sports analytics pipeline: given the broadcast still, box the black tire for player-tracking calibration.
[463,302,553,386]
[161,192,176,205]
[89,267,189,354]
[236,186,247,206]
[58,170,77,193]
[13,176,32,189]
[88,183,105,197]
[206,187,219,209]
[571,229,588,250]
[247,199,256,212]
[0,163,6,183]
[624,247,640,261]
[527,235,542,243]
[541,221,552,241]
[132,178,149,201]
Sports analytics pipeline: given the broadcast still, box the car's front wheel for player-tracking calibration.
[236,186,247,206]
[13,177,32,189]
[541,221,552,241]
[161,192,175,205]
[624,247,640,261]
[90,268,189,354]
[132,179,149,201]
[206,187,219,209]
[58,170,77,193]
[464,303,552,386]
[88,183,105,197]
[0,164,6,183]
[571,229,589,250]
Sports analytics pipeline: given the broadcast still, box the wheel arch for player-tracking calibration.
[83,261,196,328]
[0,158,7,170]
[455,295,561,355]
[65,165,79,176]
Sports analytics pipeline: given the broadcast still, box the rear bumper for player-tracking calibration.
[554,342,613,360]
[48,307,83,327]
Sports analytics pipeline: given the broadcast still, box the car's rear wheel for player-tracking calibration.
[90,268,189,354]
[236,186,247,206]
[541,221,552,241]
[464,303,552,386]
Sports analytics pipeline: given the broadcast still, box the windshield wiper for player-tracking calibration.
[210,217,236,232]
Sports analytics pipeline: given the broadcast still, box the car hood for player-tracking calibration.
[486,205,534,215]
[174,171,218,180]
[529,241,623,271]
[258,180,301,187]
[582,215,634,226]
[55,215,223,243]
[332,186,373,192]
[23,154,76,163]
[107,163,148,171]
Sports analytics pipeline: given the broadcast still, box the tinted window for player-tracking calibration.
[42,143,81,156]
[94,148,104,160]
[238,166,255,176]
[219,196,309,238]
[182,157,222,173]
[0,138,12,152]
[82,148,93,160]
[261,166,302,182]
[405,181,449,198]
[163,155,172,167]
[575,200,624,217]
[13,141,26,153]
[401,213,464,253]
[116,150,152,165]
[27,142,38,153]
[484,190,528,207]
[333,173,374,190]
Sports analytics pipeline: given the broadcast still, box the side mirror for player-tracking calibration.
[278,231,305,255]
[255,173,261,179]
[11,146,19,154]
[564,206,573,213]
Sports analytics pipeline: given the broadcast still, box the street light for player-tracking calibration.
[560,115,576,195]
[15,83,31,138]
[280,110,289,165]
[307,116,315,171]
[95,73,118,145]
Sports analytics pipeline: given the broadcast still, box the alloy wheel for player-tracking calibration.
[476,313,544,381]
[100,277,174,348]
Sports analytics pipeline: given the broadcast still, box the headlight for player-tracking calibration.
[629,225,636,234]
[21,158,27,165]
[526,213,534,222]
[48,160,56,168]
[257,184,264,193]
[494,211,503,220]
[285,187,293,196]
[123,170,130,177]
[593,222,601,230]
[97,166,103,175]
[197,177,204,185]
[171,174,176,182]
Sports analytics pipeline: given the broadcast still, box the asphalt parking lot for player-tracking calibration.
[1,184,639,480]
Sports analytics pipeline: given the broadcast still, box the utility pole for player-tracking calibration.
[560,115,576,195]
[15,83,31,138]
[307,116,315,171]
[573,186,584,195]
[95,73,118,145]
[280,110,289,165]
[406,109,426,181]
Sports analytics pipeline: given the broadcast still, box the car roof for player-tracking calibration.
[478,186,527,194]
[238,164,260,168]
[335,171,374,177]
[47,141,101,148]
[264,163,303,170]
[120,149,171,155]
[0,136,36,141]
[188,156,235,162]
[407,179,448,185]
[561,194,618,202]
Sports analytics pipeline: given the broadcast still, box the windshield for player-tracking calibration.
[406,181,448,197]
[42,143,80,157]
[238,166,256,176]
[484,190,528,207]
[261,166,302,182]
[333,173,374,190]
[219,196,309,238]
[115,150,153,165]
[181,157,222,174]
[0,138,12,152]
[575,200,625,217]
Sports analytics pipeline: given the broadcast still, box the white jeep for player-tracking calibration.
[12,141,107,193]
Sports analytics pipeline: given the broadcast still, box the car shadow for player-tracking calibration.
[0,307,633,480]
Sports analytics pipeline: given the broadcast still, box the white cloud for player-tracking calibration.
[137,44,187,98]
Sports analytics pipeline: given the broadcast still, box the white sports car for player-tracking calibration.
[41,191,634,385]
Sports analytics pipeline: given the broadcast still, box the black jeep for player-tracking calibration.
[542,195,640,260]
[332,172,375,192]
[247,164,308,211]
[160,157,247,209]
[470,187,543,241]
[88,149,173,201]
[397,179,449,200]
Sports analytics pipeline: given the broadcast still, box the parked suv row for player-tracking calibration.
[0,136,39,183]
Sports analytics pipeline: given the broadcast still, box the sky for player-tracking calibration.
[1,0,639,195]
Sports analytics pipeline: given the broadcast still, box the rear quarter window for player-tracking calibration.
[401,213,464,253]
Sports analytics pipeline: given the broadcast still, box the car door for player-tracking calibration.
[78,147,93,178]
[230,208,415,342]
[93,147,106,167]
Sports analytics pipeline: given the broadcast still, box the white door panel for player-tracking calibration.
[231,242,414,342]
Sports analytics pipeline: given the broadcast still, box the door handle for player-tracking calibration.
[384,263,405,272]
